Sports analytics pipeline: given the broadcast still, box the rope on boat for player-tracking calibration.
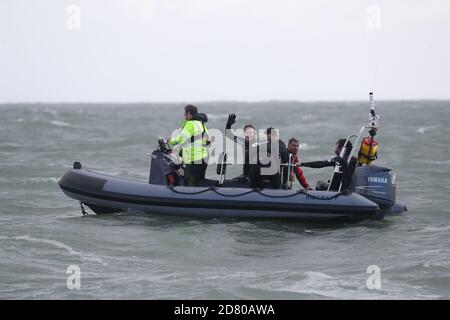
[168,186,349,200]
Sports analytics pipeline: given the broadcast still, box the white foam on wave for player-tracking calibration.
[261,270,370,299]
[264,270,441,300]
[423,260,450,268]
[417,125,438,135]
[299,143,319,150]
[0,177,59,185]
[0,235,106,265]
[421,224,450,233]
[423,159,450,165]
[26,177,59,184]
[207,114,228,120]
[301,114,315,121]
[49,120,73,127]
[417,127,427,134]
[43,108,58,116]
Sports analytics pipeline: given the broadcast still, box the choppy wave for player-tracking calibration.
[299,142,319,150]
[49,120,73,127]
[1,102,450,299]
[43,108,58,116]
[265,271,441,299]
[417,125,438,134]
[0,177,59,185]
[423,159,450,165]
[301,114,316,121]
[208,114,251,121]
[0,235,106,265]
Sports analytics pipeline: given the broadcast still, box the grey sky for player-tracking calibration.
[1,0,449,102]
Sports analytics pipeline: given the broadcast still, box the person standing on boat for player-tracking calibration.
[267,127,289,188]
[248,127,289,189]
[287,138,312,190]
[225,114,257,182]
[168,105,208,187]
[299,139,356,191]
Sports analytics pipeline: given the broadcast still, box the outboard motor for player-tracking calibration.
[149,150,174,185]
[149,139,182,185]
[351,165,396,216]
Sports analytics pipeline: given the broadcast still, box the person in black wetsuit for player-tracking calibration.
[300,139,357,191]
[225,114,257,182]
[248,127,289,189]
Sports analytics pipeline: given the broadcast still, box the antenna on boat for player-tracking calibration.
[330,92,381,192]
[368,92,379,128]
[364,92,379,169]
[367,92,379,142]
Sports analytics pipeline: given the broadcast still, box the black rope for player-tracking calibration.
[254,189,304,198]
[168,186,254,197]
[168,186,213,195]
[212,188,255,197]
[300,189,350,200]
[168,186,349,200]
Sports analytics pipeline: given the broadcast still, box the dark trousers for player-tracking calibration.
[248,163,282,189]
[184,161,207,187]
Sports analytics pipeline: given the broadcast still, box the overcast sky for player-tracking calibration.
[1,0,449,102]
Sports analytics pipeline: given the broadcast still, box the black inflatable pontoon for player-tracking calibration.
[58,165,385,220]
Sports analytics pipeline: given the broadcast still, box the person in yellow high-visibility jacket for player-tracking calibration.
[168,105,208,186]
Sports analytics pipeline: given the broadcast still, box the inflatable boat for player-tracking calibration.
[59,164,384,220]
[58,93,407,221]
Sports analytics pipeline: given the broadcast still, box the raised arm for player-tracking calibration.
[225,114,245,145]
[301,159,336,168]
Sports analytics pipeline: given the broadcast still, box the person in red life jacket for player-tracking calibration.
[287,138,312,190]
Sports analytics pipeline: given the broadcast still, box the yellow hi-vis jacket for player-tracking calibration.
[168,120,208,163]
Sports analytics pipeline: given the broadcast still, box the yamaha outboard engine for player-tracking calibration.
[342,93,407,218]
[351,165,396,217]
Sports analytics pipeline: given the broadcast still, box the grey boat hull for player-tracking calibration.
[58,168,382,220]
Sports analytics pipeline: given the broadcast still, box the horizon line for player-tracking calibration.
[1,98,450,105]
